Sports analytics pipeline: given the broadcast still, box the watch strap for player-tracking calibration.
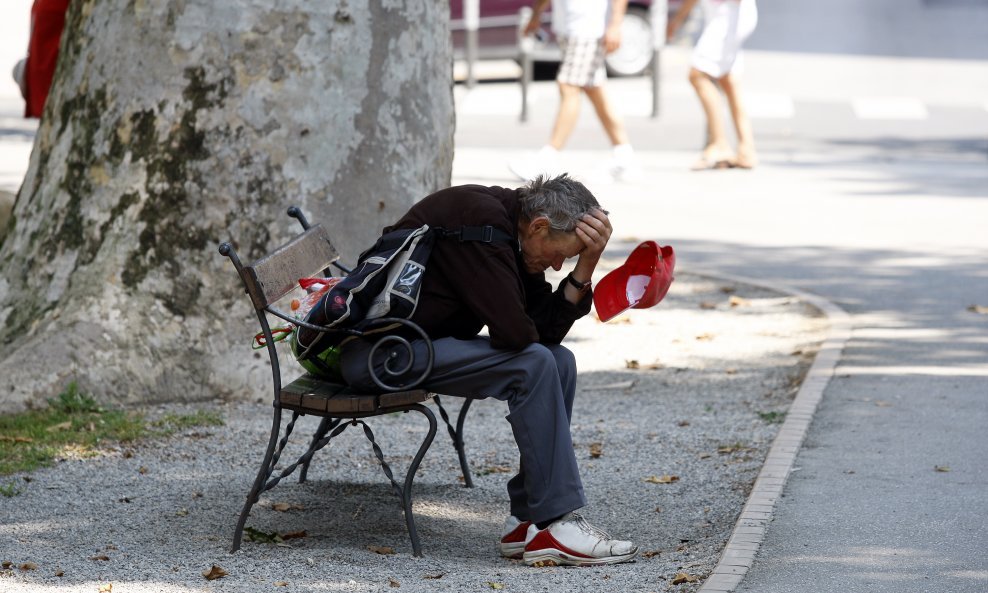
[566,272,592,291]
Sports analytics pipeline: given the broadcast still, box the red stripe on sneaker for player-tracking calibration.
[501,521,532,544]
[525,529,594,559]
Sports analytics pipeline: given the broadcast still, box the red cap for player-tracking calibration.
[593,241,675,322]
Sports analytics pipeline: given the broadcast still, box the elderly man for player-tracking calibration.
[339,174,638,566]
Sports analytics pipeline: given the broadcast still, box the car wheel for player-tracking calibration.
[605,5,653,77]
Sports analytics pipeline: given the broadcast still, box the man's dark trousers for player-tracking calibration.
[340,336,587,524]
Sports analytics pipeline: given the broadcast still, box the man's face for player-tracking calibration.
[519,227,585,274]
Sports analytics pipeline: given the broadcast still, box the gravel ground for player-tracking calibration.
[0,272,827,593]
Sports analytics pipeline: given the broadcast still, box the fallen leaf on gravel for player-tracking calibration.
[272,502,304,512]
[281,530,307,540]
[645,362,665,370]
[695,333,715,341]
[203,565,228,580]
[677,420,690,427]
[672,572,698,584]
[19,562,37,570]
[699,453,711,459]
[725,368,738,375]
[720,286,736,294]
[175,508,189,516]
[244,527,283,544]
[729,296,750,307]
[98,584,112,592]
[699,301,717,310]
[589,442,603,459]
[138,466,149,475]
[477,465,513,475]
[46,421,72,432]
[486,583,505,590]
[644,475,679,484]
[934,465,951,472]
[55,569,64,577]
[2,560,12,569]
[423,573,445,579]
[641,550,662,558]
[967,305,988,314]
[388,577,400,587]
[625,359,640,369]
[717,444,748,454]
[274,582,289,587]
[91,555,110,561]
[368,545,395,555]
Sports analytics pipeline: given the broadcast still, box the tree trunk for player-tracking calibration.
[0,0,454,412]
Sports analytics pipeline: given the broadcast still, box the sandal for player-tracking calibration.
[733,148,758,170]
[690,155,734,171]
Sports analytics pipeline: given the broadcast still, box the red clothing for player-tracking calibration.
[24,0,71,118]
[385,184,591,351]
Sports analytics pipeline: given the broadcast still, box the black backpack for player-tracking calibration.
[293,223,512,360]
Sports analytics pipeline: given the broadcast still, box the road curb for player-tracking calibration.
[691,270,852,593]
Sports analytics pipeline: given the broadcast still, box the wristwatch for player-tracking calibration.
[566,272,592,293]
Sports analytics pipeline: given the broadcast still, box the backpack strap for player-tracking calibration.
[434,225,514,244]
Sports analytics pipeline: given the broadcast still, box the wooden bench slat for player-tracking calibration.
[280,374,430,415]
[380,390,433,408]
[245,225,339,308]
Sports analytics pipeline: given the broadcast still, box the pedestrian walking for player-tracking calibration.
[668,0,759,170]
[509,0,643,183]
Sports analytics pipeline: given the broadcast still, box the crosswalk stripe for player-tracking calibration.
[852,97,928,120]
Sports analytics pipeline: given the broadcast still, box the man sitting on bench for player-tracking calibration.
[339,173,638,567]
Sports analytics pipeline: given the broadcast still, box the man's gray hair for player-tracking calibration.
[518,174,601,233]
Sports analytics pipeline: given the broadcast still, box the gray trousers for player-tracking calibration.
[340,336,587,524]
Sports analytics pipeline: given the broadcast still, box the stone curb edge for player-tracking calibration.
[690,270,853,593]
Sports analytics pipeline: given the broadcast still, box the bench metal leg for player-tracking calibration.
[232,407,293,552]
[358,404,437,557]
[434,395,475,488]
[232,405,437,556]
[299,416,343,483]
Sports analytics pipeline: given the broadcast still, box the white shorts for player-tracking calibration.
[556,36,607,88]
[692,0,758,78]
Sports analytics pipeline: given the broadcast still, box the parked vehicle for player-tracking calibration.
[450,0,675,78]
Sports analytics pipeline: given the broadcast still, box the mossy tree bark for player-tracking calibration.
[0,0,453,411]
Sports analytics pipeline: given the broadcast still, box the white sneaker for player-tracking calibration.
[608,144,643,183]
[508,146,563,182]
[499,515,538,559]
[522,512,638,566]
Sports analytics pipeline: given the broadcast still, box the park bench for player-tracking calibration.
[218,207,476,556]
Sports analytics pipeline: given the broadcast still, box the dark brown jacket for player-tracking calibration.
[384,184,591,351]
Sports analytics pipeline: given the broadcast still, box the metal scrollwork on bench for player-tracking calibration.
[362,317,435,392]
